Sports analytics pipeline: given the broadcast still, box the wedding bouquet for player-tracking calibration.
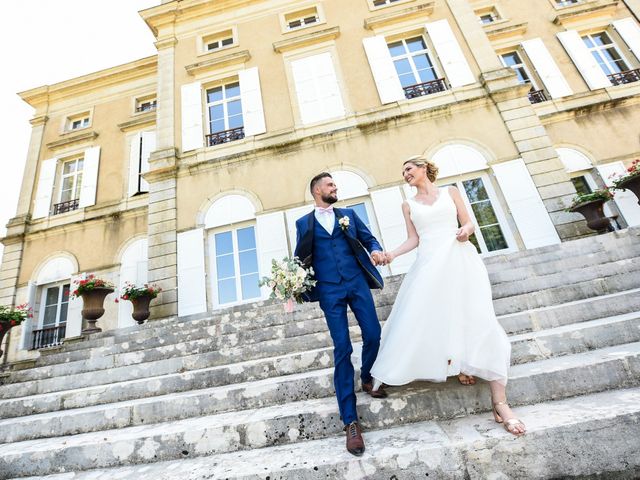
[260,257,316,313]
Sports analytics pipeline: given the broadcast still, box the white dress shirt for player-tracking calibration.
[315,206,335,235]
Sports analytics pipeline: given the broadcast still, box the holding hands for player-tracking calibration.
[371,251,395,266]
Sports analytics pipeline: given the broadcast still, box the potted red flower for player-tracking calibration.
[0,303,32,357]
[611,159,640,205]
[71,274,114,334]
[566,188,615,233]
[117,282,162,324]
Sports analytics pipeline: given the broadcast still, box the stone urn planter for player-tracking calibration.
[614,174,640,205]
[80,287,114,334]
[568,199,613,234]
[0,321,15,357]
[130,294,153,325]
[0,304,31,357]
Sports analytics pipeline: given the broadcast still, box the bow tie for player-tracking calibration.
[316,206,334,215]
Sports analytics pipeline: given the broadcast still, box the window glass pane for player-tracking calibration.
[571,177,592,196]
[239,250,258,275]
[417,64,438,83]
[207,87,223,103]
[582,36,594,48]
[241,273,261,300]
[222,37,233,46]
[43,305,58,326]
[60,189,72,203]
[406,37,427,52]
[59,303,68,324]
[387,41,406,57]
[228,114,244,129]
[501,52,520,67]
[63,162,75,175]
[471,201,499,225]
[468,232,481,254]
[74,174,83,199]
[227,100,242,116]
[62,285,70,303]
[237,226,256,250]
[462,178,489,203]
[398,72,417,87]
[514,66,531,84]
[211,119,226,133]
[592,32,611,46]
[76,159,84,171]
[215,231,234,255]
[216,254,235,279]
[413,53,433,71]
[46,286,59,306]
[348,203,371,229]
[210,105,225,121]
[218,278,237,304]
[62,176,74,192]
[481,224,509,251]
[226,83,241,98]
[602,47,627,72]
[393,58,412,76]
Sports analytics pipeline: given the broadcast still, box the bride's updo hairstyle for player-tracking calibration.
[403,155,439,182]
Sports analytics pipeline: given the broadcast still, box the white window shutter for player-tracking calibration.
[291,52,345,125]
[596,161,640,226]
[140,131,156,193]
[426,19,475,88]
[370,186,416,275]
[181,81,204,152]
[522,38,573,99]
[557,30,611,90]
[128,133,142,197]
[177,228,207,317]
[33,158,57,219]
[492,159,561,249]
[239,67,267,137]
[285,205,314,253]
[19,282,38,350]
[255,212,290,297]
[362,36,405,104]
[65,274,85,338]
[79,146,100,208]
[613,18,640,63]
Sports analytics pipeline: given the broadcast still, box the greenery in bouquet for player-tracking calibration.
[71,274,115,299]
[611,159,640,189]
[260,257,316,303]
[566,188,614,211]
[0,303,33,328]
[117,282,162,303]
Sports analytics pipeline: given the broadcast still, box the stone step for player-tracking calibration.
[29,232,640,360]
[17,256,640,377]
[2,279,639,398]
[0,312,638,444]
[0,342,638,478]
[12,386,640,480]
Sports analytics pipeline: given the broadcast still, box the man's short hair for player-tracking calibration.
[310,172,332,194]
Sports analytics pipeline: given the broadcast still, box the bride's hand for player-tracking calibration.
[456,226,470,242]
[384,252,395,264]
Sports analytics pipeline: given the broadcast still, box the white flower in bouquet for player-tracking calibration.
[259,256,317,306]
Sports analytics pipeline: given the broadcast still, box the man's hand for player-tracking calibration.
[371,251,385,266]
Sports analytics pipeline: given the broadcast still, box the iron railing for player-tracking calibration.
[608,69,640,86]
[528,89,548,104]
[53,199,80,215]
[403,78,448,99]
[32,324,66,350]
[206,126,245,146]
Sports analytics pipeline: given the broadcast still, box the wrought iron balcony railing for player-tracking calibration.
[206,126,245,146]
[135,101,157,113]
[608,69,640,86]
[32,324,66,350]
[53,198,80,215]
[403,78,448,99]
[527,89,548,104]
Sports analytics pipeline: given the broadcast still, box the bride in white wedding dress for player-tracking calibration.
[370,155,525,436]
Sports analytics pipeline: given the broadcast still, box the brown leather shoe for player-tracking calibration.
[344,421,365,456]
[362,381,388,398]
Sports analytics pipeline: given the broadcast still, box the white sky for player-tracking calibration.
[0,0,160,263]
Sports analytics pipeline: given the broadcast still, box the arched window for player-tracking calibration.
[117,238,149,328]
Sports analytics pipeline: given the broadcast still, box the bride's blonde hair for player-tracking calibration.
[403,155,439,182]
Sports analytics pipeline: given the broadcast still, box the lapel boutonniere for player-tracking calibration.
[338,215,350,231]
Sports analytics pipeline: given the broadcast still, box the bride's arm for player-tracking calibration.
[449,186,475,242]
[385,201,419,263]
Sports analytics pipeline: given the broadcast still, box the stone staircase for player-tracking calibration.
[1,228,639,479]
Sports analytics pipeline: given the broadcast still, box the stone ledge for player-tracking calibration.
[46,131,98,151]
[185,50,250,76]
[485,22,528,42]
[552,0,619,26]
[363,2,434,30]
[117,112,156,132]
[273,26,340,53]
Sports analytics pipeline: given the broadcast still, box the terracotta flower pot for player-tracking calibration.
[130,294,153,325]
[569,199,613,234]
[80,287,114,335]
[615,175,640,206]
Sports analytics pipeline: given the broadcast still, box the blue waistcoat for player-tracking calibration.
[312,218,362,284]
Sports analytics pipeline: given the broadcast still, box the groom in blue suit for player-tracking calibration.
[294,172,387,456]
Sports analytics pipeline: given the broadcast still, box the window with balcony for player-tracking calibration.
[582,31,638,85]
[388,36,447,99]
[54,158,83,215]
[284,7,320,31]
[203,29,235,52]
[32,283,69,350]
[135,96,157,113]
[205,82,244,146]
[500,51,548,103]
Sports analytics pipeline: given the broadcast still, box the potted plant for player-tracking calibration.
[260,257,316,313]
[116,282,162,324]
[71,274,114,334]
[611,159,640,205]
[0,304,32,357]
[566,188,615,233]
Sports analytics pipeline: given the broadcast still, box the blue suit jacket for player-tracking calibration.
[294,207,384,302]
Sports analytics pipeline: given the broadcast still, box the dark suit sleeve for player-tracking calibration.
[351,210,383,254]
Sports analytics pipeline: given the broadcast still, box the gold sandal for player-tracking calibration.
[492,401,526,436]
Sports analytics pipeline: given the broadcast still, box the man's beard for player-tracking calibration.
[321,193,338,204]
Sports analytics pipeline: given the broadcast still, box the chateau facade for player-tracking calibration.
[2,0,640,362]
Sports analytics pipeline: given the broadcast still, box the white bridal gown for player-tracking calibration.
[370,187,511,386]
